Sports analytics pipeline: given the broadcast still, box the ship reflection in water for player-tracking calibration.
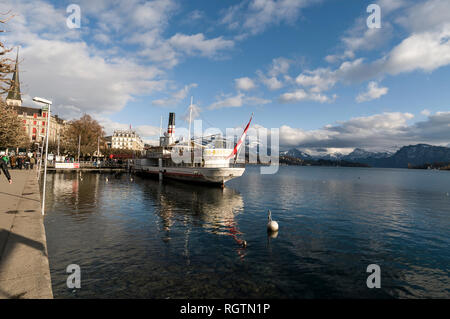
[45,171,260,298]
[144,179,248,260]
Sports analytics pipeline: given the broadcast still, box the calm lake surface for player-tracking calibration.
[43,166,450,298]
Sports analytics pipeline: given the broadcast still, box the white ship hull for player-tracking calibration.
[131,110,252,187]
[134,164,245,186]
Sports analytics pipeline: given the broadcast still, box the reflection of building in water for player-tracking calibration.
[48,172,101,212]
[143,180,247,258]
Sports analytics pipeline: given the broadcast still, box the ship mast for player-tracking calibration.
[188,97,194,167]
[188,96,193,145]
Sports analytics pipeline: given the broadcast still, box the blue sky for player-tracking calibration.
[2,0,450,153]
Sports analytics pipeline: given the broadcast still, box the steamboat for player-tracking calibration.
[133,101,252,187]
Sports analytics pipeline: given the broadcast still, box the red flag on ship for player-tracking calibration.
[227,114,253,160]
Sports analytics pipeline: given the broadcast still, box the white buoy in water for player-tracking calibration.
[267,210,279,232]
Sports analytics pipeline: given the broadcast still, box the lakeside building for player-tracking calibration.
[6,48,67,144]
[110,129,144,151]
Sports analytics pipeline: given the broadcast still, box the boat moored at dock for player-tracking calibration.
[133,102,252,187]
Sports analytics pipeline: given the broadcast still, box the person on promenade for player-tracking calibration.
[17,156,23,170]
[30,156,36,169]
[10,155,16,169]
[1,156,12,184]
[24,156,30,170]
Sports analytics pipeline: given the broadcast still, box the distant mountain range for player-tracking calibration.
[282,144,450,168]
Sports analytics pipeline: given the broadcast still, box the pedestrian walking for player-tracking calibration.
[24,156,30,170]
[17,156,23,169]
[10,156,16,169]
[30,156,36,169]
[1,156,12,184]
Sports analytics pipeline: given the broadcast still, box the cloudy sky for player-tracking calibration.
[1,0,449,152]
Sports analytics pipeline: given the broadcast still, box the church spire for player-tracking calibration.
[6,47,22,107]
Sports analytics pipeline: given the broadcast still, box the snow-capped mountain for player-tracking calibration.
[282,144,450,168]
[342,148,393,161]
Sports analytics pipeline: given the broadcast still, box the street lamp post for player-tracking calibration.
[77,134,81,163]
[33,97,52,216]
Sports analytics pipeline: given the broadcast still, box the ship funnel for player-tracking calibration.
[168,112,175,136]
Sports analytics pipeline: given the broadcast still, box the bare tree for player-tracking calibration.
[0,13,27,148]
[0,12,15,95]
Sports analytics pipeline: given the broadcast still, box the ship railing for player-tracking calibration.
[229,163,245,168]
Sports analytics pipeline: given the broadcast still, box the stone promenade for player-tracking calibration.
[0,169,53,298]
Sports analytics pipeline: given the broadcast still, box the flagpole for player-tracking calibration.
[228,113,253,164]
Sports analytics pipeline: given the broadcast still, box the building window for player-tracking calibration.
[33,113,37,119]
[33,121,37,125]
[33,128,37,133]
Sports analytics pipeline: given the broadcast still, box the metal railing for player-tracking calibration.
[47,161,129,169]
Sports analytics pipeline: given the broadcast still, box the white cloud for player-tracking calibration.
[356,81,388,103]
[279,89,336,104]
[421,109,431,116]
[255,57,292,91]
[377,0,406,14]
[279,112,416,149]
[277,111,450,149]
[342,21,394,54]
[295,68,337,92]
[16,36,165,118]
[325,50,355,64]
[1,0,173,120]
[208,93,270,110]
[180,103,202,122]
[209,93,245,109]
[260,110,450,150]
[326,0,405,60]
[260,75,284,90]
[168,33,234,58]
[321,0,450,83]
[395,0,450,33]
[221,0,320,36]
[152,83,198,107]
[135,125,161,138]
[98,117,160,140]
[245,96,272,105]
[1,0,239,122]
[292,23,450,96]
[268,57,292,77]
[385,25,450,74]
[235,77,256,91]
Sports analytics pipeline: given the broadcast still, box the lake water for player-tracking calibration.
[43,166,450,298]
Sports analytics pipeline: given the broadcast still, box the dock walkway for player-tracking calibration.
[0,169,53,299]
